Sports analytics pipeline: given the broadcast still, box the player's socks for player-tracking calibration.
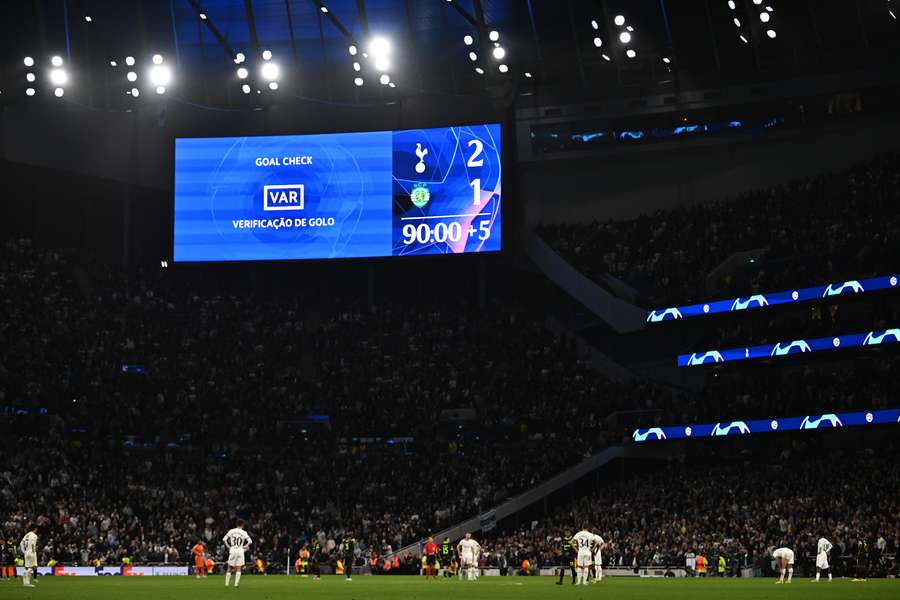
[816,572,820,582]
[234,572,241,587]
[828,573,832,581]
[787,568,793,582]
[225,572,231,586]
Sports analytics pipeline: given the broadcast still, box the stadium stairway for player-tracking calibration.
[395,442,673,557]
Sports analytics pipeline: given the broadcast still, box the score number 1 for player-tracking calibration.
[468,140,484,205]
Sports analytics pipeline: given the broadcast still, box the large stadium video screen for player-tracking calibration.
[173,123,502,262]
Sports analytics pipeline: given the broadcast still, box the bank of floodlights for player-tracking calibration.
[22,55,69,98]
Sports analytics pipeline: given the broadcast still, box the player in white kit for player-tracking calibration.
[20,524,38,588]
[456,533,481,581]
[572,527,594,586]
[815,537,833,582]
[591,529,606,583]
[223,519,252,588]
[772,546,794,584]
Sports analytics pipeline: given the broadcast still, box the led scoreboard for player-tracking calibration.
[173,123,501,262]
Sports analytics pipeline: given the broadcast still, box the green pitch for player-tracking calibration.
[4,575,897,600]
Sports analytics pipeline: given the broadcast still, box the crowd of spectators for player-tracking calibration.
[0,236,639,570]
[539,152,900,308]
[486,442,900,578]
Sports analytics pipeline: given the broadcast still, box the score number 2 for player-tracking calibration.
[467,140,484,205]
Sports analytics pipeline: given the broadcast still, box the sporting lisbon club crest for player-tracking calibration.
[410,183,431,208]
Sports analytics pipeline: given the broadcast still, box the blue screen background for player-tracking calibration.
[173,123,501,262]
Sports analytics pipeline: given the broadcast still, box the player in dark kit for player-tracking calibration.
[439,537,453,578]
[309,539,323,580]
[423,536,438,579]
[341,533,356,581]
[557,529,576,585]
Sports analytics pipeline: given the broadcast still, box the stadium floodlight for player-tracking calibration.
[489,30,500,41]
[261,62,280,81]
[131,87,140,97]
[619,31,631,43]
[149,65,172,87]
[200,13,207,20]
[26,73,35,82]
[380,74,390,85]
[125,56,135,66]
[752,0,762,4]
[54,87,65,97]
[766,29,776,38]
[127,71,137,82]
[320,5,328,13]
[269,82,279,90]
[26,87,35,96]
[234,52,246,64]
[626,49,636,58]
[156,86,166,95]
[760,12,770,22]
[602,53,611,61]
[740,34,749,43]
[475,67,484,74]
[85,16,92,22]
[369,36,391,59]
[354,77,364,86]
[626,25,634,32]
[469,52,478,61]
[662,56,671,63]
[464,35,474,46]
[237,67,249,79]
[593,37,603,47]
[51,55,63,67]
[374,57,390,71]
[241,84,251,94]
[24,56,34,66]
[389,82,396,88]
[524,71,533,78]
[152,54,163,65]
[498,63,508,73]
[348,45,357,55]
[110,60,117,67]
[492,46,506,60]
[50,68,68,86]
[591,19,599,30]
[353,61,361,71]
[733,17,741,27]
[262,50,273,61]
[728,0,736,9]
[614,15,625,26]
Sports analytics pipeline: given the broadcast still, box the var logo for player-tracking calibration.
[263,184,305,211]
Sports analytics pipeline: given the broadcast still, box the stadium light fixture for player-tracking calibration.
[237,67,249,79]
[51,55,63,67]
[269,82,279,90]
[262,50,273,61]
[125,56,135,66]
[614,15,625,26]
[150,65,172,87]
[131,88,140,97]
[766,29,776,38]
[241,84,251,94]
[464,35,474,46]
[662,56,671,64]
[760,12,770,22]
[475,67,484,74]
[234,52,246,64]
[110,60,117,67]
[498,64,508,73]
[85,16,92,23]
[26,87,35,96]
[354,77,364,86]
[152,54,163,65]
[261,62,280,81]
[492,46,506,60]
[49,68,68,86]
[728,0,736,9]
[489,30,500,42]
[602,53,611,61]
[626,49,637,58]
[320,5,328,13]
[524,71,533,78]
[24,56,34,66]
[26,73,36,82]
[380,74,390,85]
[469,52,478,61]
[619,31,632,44]
[352,61,361,71]
[348,45,357,55]
[591,19,599,30]
[156,86,167,95]
[127,71,137,82]
[54,87,65,97]
[200,13,207,20]
[593,37,603,48]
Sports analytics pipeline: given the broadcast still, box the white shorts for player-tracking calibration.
[24,552,37,568]
[593,553,602,567]
[816,553,829,570]
[460,553,475,567]
[577,550,593,567]
[227,549,245,567]
[776,550,794,565]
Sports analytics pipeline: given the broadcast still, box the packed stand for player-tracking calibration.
[539,152,900,308]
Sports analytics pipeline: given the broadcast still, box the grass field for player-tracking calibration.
[2,575,897,600]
